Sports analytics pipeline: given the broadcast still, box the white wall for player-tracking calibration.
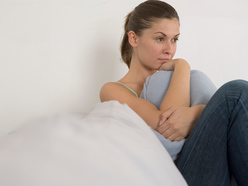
[0,0,248,136]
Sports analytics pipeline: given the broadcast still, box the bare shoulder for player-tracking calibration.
[100,82,116,102]
[100,81,161,129]
[100,82,137,103]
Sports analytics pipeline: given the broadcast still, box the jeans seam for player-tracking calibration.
[180,97,227,173]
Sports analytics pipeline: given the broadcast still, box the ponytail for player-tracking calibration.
[120,11,133,68]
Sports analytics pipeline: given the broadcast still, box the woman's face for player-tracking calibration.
[134,18,180,70]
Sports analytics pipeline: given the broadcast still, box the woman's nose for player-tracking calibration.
[163,41,174,54]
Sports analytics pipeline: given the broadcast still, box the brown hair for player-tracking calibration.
[120,0,179,68]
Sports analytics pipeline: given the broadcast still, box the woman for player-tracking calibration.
[101,0,196,141]
[100,0,248,185]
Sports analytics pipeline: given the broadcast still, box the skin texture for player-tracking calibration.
[100,18,205,141]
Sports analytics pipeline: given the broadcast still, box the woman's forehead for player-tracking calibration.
[145,18,180,36]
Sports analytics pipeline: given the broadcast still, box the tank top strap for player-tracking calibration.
[115,82,138,97]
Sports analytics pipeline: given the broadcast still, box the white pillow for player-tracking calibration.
[0,101,187,186]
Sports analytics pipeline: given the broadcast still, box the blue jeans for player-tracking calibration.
[174,80,248,186]
[141,70,247,185]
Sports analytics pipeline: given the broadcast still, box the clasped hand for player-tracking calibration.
[159,58,188,71]
[156,106,196,141]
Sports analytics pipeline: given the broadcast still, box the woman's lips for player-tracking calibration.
[158,58,170,63]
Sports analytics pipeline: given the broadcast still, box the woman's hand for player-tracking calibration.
[159,58,189,71]
[156,105,205,141]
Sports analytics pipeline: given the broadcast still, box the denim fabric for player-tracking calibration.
[175,80,248,186]
[140,70,217,160]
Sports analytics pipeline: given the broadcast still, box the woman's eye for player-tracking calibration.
[172,38,179,42]
[157,38,164,42]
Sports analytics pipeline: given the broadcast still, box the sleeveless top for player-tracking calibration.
[115,82,138,97]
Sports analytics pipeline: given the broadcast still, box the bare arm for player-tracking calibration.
[159,58,191,111]
[157,60,206,141]
[157,105,205,141]
[100,59,191,130]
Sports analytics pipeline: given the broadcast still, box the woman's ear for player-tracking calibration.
[128,31,138,47]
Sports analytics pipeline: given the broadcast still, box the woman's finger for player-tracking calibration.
[161,127,175,139]
[159,107,177,126]
[157,123,170,134]
[167,134,184,141]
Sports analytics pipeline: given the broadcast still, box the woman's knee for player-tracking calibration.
[211,80,248,107]
[220,80,248,94]
[190,70,217,106]
[140,71,173,108]
[190,70,216,88]
[190,69,203,76]
[152,71,174,82]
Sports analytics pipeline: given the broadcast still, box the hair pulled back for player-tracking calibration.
[120,0,179,68]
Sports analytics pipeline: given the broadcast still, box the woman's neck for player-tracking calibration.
[122,67,154,85]
[119,59,157,96]
[126,57,157,82]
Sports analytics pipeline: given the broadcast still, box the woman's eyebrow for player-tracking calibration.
[154,32,180,37]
